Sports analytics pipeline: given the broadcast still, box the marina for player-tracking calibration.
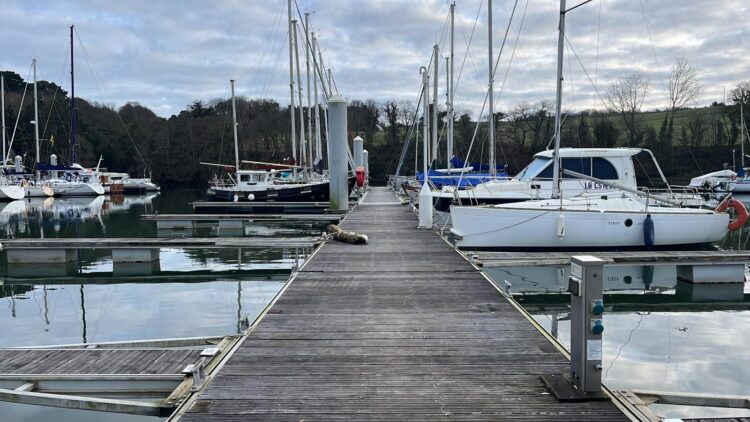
[1,0,750,420]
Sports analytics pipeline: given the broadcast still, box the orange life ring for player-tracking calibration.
[716,198,749,231]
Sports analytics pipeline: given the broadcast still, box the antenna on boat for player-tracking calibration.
[230,80,239,171]
[488,0,496,178]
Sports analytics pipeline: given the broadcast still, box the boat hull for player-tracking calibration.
[0,185,26,200]
[50,181,105,196]
[208,178,354,203]
[450,206,729,250]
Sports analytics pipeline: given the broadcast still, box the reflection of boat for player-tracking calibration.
[104,193,159,213]
[484,264,677,295]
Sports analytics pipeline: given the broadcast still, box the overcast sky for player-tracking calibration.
[1,0,748,118]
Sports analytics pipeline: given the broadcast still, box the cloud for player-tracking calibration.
[1,0,747,117]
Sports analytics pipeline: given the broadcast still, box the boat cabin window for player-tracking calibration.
[240,174,252,183]
[516,157,552,180]
[535,157,619,180]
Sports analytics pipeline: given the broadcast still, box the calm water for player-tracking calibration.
[0,189,326,348]
[485,264,750,419]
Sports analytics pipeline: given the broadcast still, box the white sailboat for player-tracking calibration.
[449,0,732,250]
[0,73,30,200]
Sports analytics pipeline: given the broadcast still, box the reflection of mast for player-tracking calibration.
[80,284,87,343]
[236,248,243,335]
[43,286,49,330]
[551,313,559,339]
[10,286,16,318]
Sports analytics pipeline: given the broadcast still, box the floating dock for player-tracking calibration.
[191,201,350,214]
[173,187,630,420]
[0,337,234,417]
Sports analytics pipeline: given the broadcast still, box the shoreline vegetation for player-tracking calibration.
[1,70,748,187]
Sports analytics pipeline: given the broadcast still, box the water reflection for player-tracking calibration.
[484,263,750,419]
[0,277,286,348]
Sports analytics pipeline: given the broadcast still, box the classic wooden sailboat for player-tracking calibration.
[449,0,733,250]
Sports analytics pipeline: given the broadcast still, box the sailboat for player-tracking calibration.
[206,3,352,203]
[0,73,30,200]
[36,26,104,197]
[449,0,733,250]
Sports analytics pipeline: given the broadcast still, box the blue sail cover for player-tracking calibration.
[417,167,508,188]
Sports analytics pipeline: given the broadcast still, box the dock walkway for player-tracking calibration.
[178,187,628,420]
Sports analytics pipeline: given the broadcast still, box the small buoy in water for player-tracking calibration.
[247,194,255,201]
[643,214,655,249]
[556,212,566,239]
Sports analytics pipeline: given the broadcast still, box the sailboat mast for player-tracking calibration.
[432,44,439,165]
[487,0,496,177]
[230,80,239,171]
[448,2,455,170]
[292,20,306,176]
[304,13,314,172]
[312,33,322,165]
[741,103,745,170]
[551,0,566,198]
[70,25,77,164]
[421,67,430,180]
[33,59,40,180]
[1,74,5,166]
[287,0,297,176]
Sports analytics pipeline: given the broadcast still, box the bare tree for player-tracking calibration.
[731,81,750,107]
[668,58,701,112]
[606,72,650,145]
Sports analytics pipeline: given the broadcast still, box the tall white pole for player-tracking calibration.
[292,20,306,175]
[304,13,314,171]
[448,2,455,169]
[488,0,496,177]
[432,44,439,165]
[230,80,239,171]
[1,74,6,166]
[33,59,40,180]
[421,67,430,180]
[552,0,566,198]
[287,0,297,176]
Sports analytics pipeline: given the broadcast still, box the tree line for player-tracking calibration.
[1,63,749,187]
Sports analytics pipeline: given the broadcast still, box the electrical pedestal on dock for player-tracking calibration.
[542,255,608,402]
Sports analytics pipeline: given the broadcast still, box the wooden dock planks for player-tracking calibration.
[178,187,628,421]
[0,349,201,375]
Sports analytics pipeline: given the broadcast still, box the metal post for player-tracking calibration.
[287,0,297,176]
[569,255,604,393]
[362,149,369,186]
[327,95,348,211]
[487,0,496,177]
[353,136,363,168]
[432,44,439,164]
[418,66,433,228]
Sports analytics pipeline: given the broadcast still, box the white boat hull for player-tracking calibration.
[49,181,105,196]
[451,199,729,249]
[0,185,25,200]
[24,184,55,197]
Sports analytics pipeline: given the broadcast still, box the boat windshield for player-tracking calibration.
[515,157,551,180]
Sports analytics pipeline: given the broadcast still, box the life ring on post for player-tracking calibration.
[716,198,749,231]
